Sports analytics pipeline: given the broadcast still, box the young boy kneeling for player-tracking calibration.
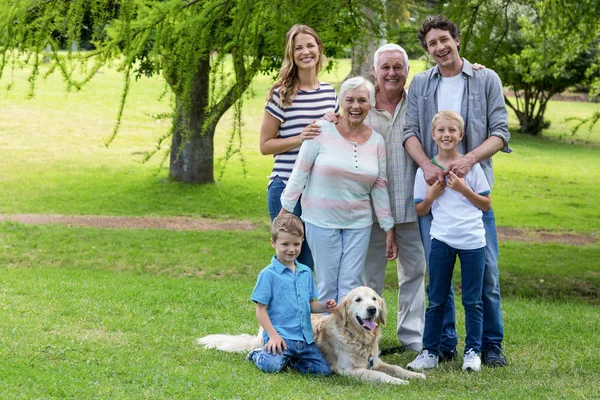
[248,214,336,374]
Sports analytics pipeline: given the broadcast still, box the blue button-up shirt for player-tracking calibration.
[251,256,318,344]
[403,58,511,188]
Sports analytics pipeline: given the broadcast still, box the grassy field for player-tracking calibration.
[0,58,599,398]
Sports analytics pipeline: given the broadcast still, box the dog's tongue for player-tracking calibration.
[363,318,378,330]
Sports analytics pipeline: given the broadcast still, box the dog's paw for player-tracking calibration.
[414,372,426,380]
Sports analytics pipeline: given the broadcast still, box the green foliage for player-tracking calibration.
[566,110,600,138]
[0,0,387,183]
[0,54,599,396]
[388,1,437,59]
[445,0,600,135]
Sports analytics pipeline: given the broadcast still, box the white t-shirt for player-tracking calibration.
[437,74,465,154]
[414,161,490,250]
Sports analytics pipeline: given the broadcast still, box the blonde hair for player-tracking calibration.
[267,25,324,108]
[271,214,304,241]
[431,110,465,133]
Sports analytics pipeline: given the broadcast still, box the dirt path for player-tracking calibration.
[0,213,596,246]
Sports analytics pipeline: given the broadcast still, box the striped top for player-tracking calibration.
[364,91,418,224]
[266,82,339,186]
[281,121,394,231]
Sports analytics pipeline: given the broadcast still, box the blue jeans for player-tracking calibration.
[267,176,314,269]
[419,208,504,353]
[248,339,331,375]
[423,239,485,355]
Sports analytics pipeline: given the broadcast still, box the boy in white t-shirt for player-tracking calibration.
[407,110,491,373]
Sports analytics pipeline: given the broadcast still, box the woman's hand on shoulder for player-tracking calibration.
[298,120,322,143]
[322,111,340,124]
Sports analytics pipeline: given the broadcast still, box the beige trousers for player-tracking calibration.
[363,222,426,349]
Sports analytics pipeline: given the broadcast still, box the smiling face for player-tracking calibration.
[425,28,461,72]
[432,115,464,152]
[292,32,320,72]
[343,286,386,332]
[271,231,302,268]
[341,85,371,125]
[373,50,408,94]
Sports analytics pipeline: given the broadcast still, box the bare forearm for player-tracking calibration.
[256,305,279,339]
[465,136,504,164]
[260,111,301,155]
[415,200,432,217]
[404,136,433,169]
[463,191,491,212]
[310,302,326,313]
[260,135,302,155]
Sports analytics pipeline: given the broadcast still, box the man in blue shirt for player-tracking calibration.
[248,214,336,374]
[403,15,511,367]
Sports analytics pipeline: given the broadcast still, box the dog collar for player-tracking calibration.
[368,353,374,370]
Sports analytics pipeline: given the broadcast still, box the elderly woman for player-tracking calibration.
[280,76,397,303]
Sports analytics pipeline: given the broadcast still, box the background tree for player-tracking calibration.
[444,0,600,135]
[0,0,385,184]
[344,0,420,83]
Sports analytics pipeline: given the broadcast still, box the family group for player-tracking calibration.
[248,15,511,376]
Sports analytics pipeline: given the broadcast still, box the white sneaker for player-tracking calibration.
[407,350,439,370]
[462,349,482,372]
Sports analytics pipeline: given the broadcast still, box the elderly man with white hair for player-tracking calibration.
[281,76,398,304]
[359,44,428,354]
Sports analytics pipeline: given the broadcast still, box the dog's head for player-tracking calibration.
[338,286,387,332]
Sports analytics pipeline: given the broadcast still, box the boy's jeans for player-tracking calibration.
[267,176,314,269]
[248,339,331,375]
[419,208,505,353]
[422,239,485,355]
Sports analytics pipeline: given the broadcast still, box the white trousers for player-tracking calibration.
[305,222,372,303]
[363,222,426,348]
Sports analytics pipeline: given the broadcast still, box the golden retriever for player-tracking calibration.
[198,286,425,385]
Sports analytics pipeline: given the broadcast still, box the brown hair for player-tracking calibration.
[271,214,304,241]
[417,15,461,51]
[431,110,465,133]
[267,25,324,108]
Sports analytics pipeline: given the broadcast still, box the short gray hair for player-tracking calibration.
[373,44,409,73]
[339,76,376,108]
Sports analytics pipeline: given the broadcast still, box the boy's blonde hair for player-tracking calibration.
[431,110,465,133]
[271,214,304,241]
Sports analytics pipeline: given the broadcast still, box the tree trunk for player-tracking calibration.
[345,39,379,84]
[169,58,215,183]
[344,4,386,84]
[516,110,544,135]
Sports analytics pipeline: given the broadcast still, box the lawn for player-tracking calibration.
[0,57,599,398]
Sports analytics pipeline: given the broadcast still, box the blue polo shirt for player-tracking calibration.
[251,256,318,344]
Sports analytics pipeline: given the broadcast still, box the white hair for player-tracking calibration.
[373,44,409,72]
[339,76,376,108]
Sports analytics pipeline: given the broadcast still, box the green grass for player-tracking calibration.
[1,226,598,398]
[0,58,599,397]
[493,132,600,233]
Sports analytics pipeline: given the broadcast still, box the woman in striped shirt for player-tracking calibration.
[280,77,398,303]
[259,24,339,270]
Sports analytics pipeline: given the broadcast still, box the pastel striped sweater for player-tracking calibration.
[281,120,394,231]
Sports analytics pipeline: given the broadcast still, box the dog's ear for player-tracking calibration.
[377,294,387,326]
[338,294,350,325]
